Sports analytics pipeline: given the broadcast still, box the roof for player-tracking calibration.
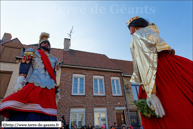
[0,38,22,45]
[110,59,133,75]
[63,49,122,70]
[23,45,133,73]
[0,40,7,44]
[0,38,24,53]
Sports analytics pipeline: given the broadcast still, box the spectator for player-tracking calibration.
[66,120,69,129]
[114,122,118,129]
[61,116,66,129]
[74,125,78,129]
[60,123,64,129]
[111,125,115,129]
[87,123,92,129]
[101,125,105,129]
[121,124,126,129]
[126,124,130,129]
[92,126,95,129]
[60,118,64,129]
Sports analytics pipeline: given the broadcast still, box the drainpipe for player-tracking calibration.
[63,49,64,63]
[121,73,131,125]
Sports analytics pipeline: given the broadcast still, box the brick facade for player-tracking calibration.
[57,67,128,128]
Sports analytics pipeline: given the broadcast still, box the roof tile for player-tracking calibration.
[110,59,133,74]
[23,45,133,72]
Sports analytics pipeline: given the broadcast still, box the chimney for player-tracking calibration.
[64,38,70,51]
[2,33,12,41]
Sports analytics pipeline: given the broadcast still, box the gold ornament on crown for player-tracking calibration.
[126,16,140,27]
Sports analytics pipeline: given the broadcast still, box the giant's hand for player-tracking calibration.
[146,93,165,117]
[13,76,25,93]
[55,92,60,105]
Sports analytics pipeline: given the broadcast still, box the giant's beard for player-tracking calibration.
[40,46,51,53]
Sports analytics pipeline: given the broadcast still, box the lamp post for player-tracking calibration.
[125,84,131,94]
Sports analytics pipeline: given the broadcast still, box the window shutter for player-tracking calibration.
[0,71,12,99]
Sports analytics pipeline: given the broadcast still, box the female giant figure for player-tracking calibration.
[126,16,193,129]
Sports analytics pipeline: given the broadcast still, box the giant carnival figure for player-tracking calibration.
[0,32,60,122]
[126,16,193,129]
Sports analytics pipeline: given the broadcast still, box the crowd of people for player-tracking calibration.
[110,122,133,129]
[60,117,133,129]
[60,117,96,129]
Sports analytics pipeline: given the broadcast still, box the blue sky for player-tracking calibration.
[1,1,192,61]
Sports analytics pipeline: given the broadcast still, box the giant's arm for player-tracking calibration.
[130,28,159,98]
[13,48,34,93]
[54,57,61,105]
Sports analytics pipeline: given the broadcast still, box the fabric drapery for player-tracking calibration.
[130,26,172,98]
[138,52,193,129]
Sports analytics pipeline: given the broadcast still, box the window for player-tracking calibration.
[93,76,105,95]
[70,108,85,129]
[111,77,122,96]
[130,111,140,127]
[94,108,108,129]
[131,82,139,100]
[72,74,85,95]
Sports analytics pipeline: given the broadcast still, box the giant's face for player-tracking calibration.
[41,41,50,48]
[129,27,136,35]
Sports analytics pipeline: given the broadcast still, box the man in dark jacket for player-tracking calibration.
[66,120,69,129]
[61,115,66,129]
[87,123,92,129]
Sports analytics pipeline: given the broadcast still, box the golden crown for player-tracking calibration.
[126,16,140,27]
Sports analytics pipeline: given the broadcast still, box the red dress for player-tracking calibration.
[0,83,57,117]
[138,52,193,129]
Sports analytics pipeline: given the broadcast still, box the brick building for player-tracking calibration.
[57,50,128,129]
[0,34,141,128]
[24,44,135,128]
